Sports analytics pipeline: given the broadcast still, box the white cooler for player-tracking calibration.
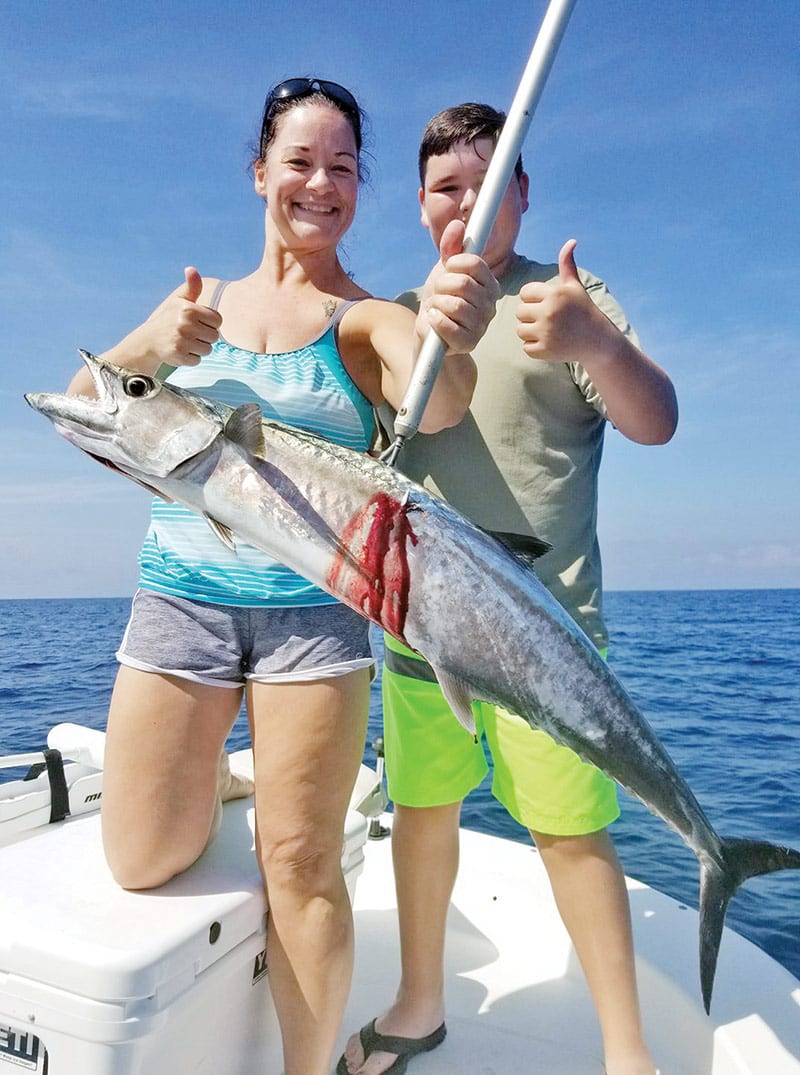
[0,793,368,1074]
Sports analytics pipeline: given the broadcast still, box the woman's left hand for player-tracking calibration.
[416,220,499,355]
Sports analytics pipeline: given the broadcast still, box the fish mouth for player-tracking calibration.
[80,348,115,405]
[25,351,120,441]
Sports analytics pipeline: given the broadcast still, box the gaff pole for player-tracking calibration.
[382,0,577,467]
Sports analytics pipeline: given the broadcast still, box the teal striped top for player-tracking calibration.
[137,308,375,606]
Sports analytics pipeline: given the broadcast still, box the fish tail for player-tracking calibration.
[699,837,800,1012]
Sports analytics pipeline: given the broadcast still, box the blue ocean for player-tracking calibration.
[1,590,798,981]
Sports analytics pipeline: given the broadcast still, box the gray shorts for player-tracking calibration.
[117,589,374,688]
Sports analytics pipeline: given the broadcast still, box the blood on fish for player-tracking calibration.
[326,492,417,638]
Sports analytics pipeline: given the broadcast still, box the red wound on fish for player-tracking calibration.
[326,492,417,638]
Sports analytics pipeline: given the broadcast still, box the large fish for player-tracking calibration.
[26,351,800,1011]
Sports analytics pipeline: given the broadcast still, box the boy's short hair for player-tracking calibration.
[418,102,524,186]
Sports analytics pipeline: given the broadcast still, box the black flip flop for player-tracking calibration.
[336,1018,447,1074]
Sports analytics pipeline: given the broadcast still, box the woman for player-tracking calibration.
[67,78,497,1075]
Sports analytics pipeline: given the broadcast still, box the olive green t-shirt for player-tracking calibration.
[393,255,640,649]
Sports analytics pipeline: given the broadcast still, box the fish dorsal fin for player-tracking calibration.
[204,514,236,551]
[432,668,477,737]
[224,404,266,457]
[489,529,552,568]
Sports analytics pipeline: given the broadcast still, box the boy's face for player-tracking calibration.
[419,136,529,274]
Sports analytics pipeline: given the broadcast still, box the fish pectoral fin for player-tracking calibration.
[224,404,267,458]
[433,668,477,736]
[204,514,237,551]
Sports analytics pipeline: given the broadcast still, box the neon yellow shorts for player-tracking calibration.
[382,634,619,836]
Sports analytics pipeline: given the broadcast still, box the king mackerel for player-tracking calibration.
[26,350,800,1012]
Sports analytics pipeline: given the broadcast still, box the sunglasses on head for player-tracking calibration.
[261,78,361,148]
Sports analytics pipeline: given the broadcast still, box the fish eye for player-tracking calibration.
[123,375,158,399]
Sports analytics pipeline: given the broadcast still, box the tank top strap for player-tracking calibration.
[328,297,365,330]
[207,280,230,312]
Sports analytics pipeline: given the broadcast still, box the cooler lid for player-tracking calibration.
[0,798,266,1002]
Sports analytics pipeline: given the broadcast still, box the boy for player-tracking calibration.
[340,103,677,1075]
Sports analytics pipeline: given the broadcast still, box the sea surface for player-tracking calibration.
[1,589,799,981]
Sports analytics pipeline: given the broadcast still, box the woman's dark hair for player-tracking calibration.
[255,77,370,183]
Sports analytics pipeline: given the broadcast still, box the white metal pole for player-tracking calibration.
[383,0,577,466]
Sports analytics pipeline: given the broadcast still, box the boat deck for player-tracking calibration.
[341,821,800,1074]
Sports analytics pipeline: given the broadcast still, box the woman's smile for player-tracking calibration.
[294,200,338,216]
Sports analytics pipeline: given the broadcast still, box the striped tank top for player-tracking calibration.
[137,285,375,606]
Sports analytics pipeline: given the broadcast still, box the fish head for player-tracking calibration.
[25,350,223,479]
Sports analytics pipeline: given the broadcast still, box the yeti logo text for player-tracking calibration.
[0,1023,44,1070]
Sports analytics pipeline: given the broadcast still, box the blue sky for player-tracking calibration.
[2,0,798,598]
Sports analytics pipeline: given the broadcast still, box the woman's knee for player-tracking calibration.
[259,829,343,904]
[105,832,209,890]
[102,806,216,890]
[105,845,193,890]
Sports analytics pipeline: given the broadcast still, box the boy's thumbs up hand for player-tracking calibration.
[516,240,609,364]
[557,238,580,283]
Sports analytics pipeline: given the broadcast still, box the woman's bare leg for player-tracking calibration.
[247,670,370,1075]
[101,665,243,889]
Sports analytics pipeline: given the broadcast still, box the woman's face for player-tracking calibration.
[255,102,360,252]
